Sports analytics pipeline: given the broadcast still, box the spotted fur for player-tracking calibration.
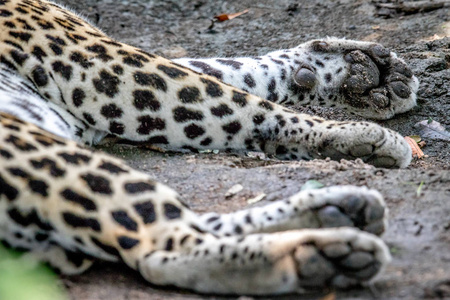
[0,0,419,295]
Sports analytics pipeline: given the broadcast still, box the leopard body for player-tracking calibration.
[0,0,419,295]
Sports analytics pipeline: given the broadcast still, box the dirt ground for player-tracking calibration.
[57,0,449,299]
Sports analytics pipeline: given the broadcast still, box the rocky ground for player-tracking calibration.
[57,0,449,299]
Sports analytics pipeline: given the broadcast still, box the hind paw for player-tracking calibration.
[290,228,390,290]
[290,185,388,235]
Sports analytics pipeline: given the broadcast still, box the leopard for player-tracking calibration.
[0,0,419,296]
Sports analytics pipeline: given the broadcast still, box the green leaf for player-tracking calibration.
[301,180,325,191]
[0,246,67,300]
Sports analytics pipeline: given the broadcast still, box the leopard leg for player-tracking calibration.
[175,37,419,120]
[1,114,389,295]
[0,112,198,268]
[199,185,387,237]
[1,1,411,168]
[139,228,390,295]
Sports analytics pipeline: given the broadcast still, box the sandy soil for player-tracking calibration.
[56,0,449,299]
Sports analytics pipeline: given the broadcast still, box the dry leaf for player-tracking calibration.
[144,144,166,153]
[319,292,336,300]
[404,136,424,159]
[414,120,450,141]
[214,9,249,22]
[372,25,380,30]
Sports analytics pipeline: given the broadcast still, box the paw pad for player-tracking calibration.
[345,50,381,95]
[295,240,382,289]
[322,242,351,258]
[294,67,316,90]
[317,206,353,227]
[295,245,336,286]
[340,251,374,269]
[366,156,396,168]
[369,90,390,108]
[349,143,374,157]
[309,189,387,235]
[371,44,390,59]
[390,81,411,98]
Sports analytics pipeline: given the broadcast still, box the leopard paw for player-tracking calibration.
[271,119,412,167]
[291,185,387,235]
[139,228,390,295]
[292,38,419,119]
[315,121,412,168]
[291,228,389,290]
